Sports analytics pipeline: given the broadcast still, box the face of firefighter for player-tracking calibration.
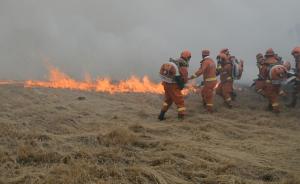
[256,63,262,69]
[186,56,191,62]
[220,59,227,66]
[257,58,264,66]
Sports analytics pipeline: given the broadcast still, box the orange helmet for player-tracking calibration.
[219,53,228,61]
[265,48,275,57]
[291,47,300,56]
[202,49,210,57]
[180,50,192,60]
[283,61,291,71]
[220,48,229,55]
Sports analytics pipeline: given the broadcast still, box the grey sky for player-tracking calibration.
[0,0,299,83]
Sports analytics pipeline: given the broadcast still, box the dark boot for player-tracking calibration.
[272,109,280,114]
[225,101,232,109]
[158,111,166,121]
[267,103,273,111]
[178,114,184,120]
[287,95,297,108]
[206,106,214,113]
[231,92,237,101]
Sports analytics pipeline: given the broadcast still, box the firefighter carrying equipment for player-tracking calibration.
[160,58,187,89]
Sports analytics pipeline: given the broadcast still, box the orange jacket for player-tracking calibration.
[258,64,265,79]
[179,67,188,84]
[261,56,280,80]
[260,64,269,80]
[264,56,278,65]
[219,62,233,83]
[195,57,217,81]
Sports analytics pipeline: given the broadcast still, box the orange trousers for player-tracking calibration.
[216,81,233,102]
[264,83,280,112]
[161,82,185,115]
[255,80,266,96]
[202,81,217,111]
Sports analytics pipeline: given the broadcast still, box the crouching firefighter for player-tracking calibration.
[287,46,300,108]
[189,49,218,113]
[158,50,191,120]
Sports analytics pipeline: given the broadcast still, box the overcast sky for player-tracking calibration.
[0,0,299,83]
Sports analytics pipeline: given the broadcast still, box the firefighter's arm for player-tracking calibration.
[227,64,233,79]
[190,62,207,80]
[216,63,222,76]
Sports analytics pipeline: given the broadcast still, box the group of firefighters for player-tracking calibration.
[158,47,300,120]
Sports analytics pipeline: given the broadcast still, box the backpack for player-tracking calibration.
[268,64,287,84]
[159,59,185,89]
[159,60,179,84]
[232,58,244,80]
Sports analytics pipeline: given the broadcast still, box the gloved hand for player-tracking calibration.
[188,74,197,80]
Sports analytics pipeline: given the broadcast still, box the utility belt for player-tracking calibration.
[205,77,217,82]
[265,80,271,83]
[220,76,233,83]
[265,79,282,85]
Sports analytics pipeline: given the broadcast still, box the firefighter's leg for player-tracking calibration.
[201,85,208,107]
[216,83,223,97]
[205,82,217,113]
[205,88,214,113]
[159,84,173,120]
[287,84,299,108]
[264,83,273,111]
[172,85,186,120]
[255,81,266,97]
[270,85,280,114]
[223,82,233,108]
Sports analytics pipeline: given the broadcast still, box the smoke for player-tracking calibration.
[0,0,299,83]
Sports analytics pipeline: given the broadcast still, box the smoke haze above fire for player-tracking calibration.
[0,0,299,83]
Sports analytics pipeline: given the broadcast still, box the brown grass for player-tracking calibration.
[16,145,62,165]
[0,85,299,184]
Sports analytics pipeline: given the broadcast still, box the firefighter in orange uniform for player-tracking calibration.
[189,50,218,113]
[287,46,300,107]
[254,53,266,96]
[262,48,287,113]
[216,53,234,108]
[217,48,230,72]
[158,50,191,120]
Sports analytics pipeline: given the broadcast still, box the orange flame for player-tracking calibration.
[24,66,165,94]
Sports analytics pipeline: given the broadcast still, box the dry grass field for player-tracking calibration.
[0,84,299,184]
